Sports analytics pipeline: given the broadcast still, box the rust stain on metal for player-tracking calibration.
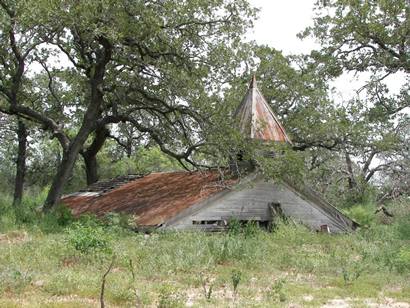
[234,75,291,143]
[62,171,235,226]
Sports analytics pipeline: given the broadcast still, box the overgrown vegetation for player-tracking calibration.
[0,197,409,307]
[0,0,409,306]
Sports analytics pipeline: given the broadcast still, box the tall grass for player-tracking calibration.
[0,196,409,306]
[0,189,72,233]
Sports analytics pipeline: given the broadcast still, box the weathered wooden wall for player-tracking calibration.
[165,178,350,233]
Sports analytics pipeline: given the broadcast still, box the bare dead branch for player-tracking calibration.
[100,256,115,308]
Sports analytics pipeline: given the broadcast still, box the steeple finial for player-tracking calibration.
[249,74,257,89]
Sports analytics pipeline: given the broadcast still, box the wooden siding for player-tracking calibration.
[165,179,349,233]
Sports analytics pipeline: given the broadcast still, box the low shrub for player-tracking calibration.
[228,218,241,236]
[344,204,374,226]
[14,205,37,225]
[67,221,111,254]
[227,219,263,238]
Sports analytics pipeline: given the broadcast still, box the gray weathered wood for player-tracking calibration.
[165,175,353,233]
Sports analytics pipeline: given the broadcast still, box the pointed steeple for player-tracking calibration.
[234,76,291,143]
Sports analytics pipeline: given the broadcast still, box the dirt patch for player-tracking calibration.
[322,298,410,308]
[364,298,410,308]
[322,298,352,307]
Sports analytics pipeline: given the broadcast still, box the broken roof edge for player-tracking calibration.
[260,174,358,232]
[282,179,359,232]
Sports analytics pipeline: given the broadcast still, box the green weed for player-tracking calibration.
[395,247,410,273]
[266,278,287,302]
[67,222,111,254]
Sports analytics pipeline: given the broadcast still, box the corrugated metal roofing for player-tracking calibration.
[234,76,291,143]
[79,174,144,193]
[62,171,235,226]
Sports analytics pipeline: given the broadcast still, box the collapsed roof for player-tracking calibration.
[61,76,358,233]
[62,170,358,232]
[63,171,234,226]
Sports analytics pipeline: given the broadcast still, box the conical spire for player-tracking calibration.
[234,76,291,143]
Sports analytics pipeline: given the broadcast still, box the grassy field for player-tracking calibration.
[0,197,409,307]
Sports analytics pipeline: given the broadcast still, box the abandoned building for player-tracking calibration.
[62,77,358,233]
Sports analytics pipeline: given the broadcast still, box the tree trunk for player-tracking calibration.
[13,119,27,206]
[43,107,109,211]
[42,34,112,211]
[81,126,109,186]
[83,154,99,186]
[43,145,81,211]
[43,124,96,211]
[126,139,132,158]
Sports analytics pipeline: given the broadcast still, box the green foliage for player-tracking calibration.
[0,192,74,233]
[227,218,242,236]
[67,221,111,254]
[227,219,262,237]
[303,0,409,74]
[243,221,259,238]
[395,247,410,273]
[266,278,287,303]
[200,273,214,301]
[342,263,365,286]
[343,204,375,226]
[53,205,75,227]
[294,0,410,204]
[0,199,409,306]
[257,143,306,183]
[396,214,410,240]
[0,0,258,211]
[103,212,135,231]
[0,196,15,232]
[99,146,183,180]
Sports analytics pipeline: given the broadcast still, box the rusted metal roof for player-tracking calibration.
[234,76,291,143]
[62,171,235,227]
[79,174,144,193]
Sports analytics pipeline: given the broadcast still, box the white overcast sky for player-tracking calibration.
[248,0,406,102]
[249,0,317,55]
